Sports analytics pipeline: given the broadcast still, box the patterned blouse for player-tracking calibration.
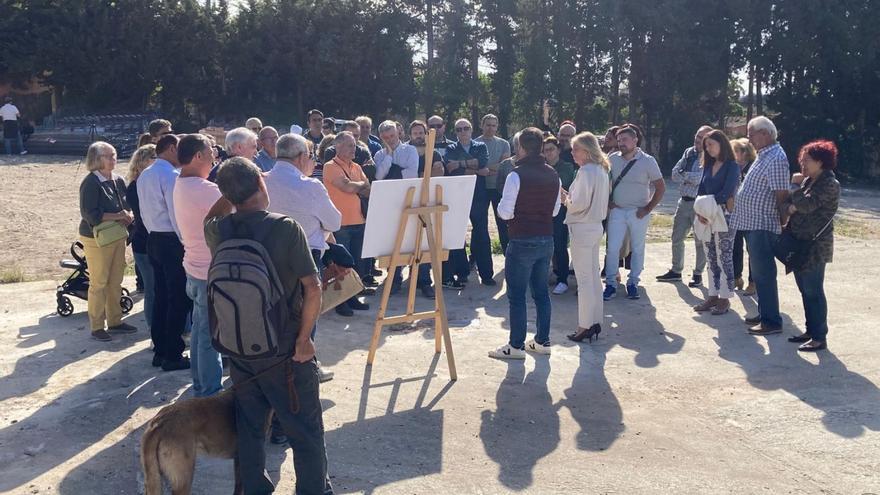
[786,170,840,270]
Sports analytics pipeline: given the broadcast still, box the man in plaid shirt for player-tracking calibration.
[729,116,791,335]
[657,125,713,287]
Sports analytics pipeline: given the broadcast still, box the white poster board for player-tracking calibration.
[361,175,476,259]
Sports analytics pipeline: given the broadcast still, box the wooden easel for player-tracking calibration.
[366,129,457,380]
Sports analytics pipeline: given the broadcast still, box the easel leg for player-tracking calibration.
[423,211,457,381]
[368,188,417,366]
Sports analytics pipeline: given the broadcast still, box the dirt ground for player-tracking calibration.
[1,155,880,494]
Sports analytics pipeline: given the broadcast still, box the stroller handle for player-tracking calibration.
[71,241,87,267]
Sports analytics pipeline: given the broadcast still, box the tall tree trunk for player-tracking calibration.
[747,61,754,122]
[471,47,480,129]
[755,65,763,115]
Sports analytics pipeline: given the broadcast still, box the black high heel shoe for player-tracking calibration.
[568,324,601,343]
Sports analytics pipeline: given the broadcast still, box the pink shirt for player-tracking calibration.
[173,176,222,280]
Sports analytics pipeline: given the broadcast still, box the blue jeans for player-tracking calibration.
[469,191,494,281]
[333,224,366,278]
[186,275,223,397]
[744,230,782,327]
[504,236,554,349]
[4,134,24,154]
[133,252,155,329]
[794,263,828,342]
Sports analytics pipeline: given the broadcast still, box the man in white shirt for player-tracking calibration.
[1,96,26,155]
[265,133,341,384]
[138,134,192,372]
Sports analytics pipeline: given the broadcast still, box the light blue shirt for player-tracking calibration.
[136,158,180,236]
[254,149,276,173]
[373,142,419,180]
[264,160,341,251]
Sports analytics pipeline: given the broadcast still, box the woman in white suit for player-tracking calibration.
[565,132,610,343]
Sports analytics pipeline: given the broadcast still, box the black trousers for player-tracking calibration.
[231,357,333,495]
[551,206,570,284]
[147,232,191,361]
[733,230,752,281]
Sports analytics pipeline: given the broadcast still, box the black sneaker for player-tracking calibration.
[161,356,191,372]
[348,299,370,311]
[362,276,379,288]
[655,270,682,282]
[481,278,497,286]
[91,329,112,342]
[335,304,354,317]
[108,322,138,334]
[688,274,703,288]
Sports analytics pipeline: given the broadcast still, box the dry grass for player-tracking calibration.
[0,265,26,284]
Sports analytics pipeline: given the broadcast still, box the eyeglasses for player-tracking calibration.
[455,127,471,132]
[428,124,443,129]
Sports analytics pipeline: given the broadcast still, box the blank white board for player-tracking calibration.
[361,175,476,259]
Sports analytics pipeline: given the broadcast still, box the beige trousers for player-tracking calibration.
[570,222,605,329]
[80,235,126,331]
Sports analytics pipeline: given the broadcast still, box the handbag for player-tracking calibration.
[92,177,129,247]
[320,264,365,314]
[772,216,833,273]
[93,220,129,247]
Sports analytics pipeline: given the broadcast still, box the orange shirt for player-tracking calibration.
[323,157,367,226]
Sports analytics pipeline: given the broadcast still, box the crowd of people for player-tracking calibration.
[75,110,840,494]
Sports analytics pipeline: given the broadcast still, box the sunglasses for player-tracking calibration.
[455,127,471,132]
[428,123,443,129]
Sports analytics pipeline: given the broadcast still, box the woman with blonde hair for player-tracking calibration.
[78,141,136,341]
[126,144,157,330]
[565,132,610,342]
[731,138,757,293]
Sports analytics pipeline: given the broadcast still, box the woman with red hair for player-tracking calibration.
[782,140,840,351]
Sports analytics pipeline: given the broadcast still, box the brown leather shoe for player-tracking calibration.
[693,297,719,313]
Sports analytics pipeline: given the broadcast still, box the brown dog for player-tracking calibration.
[140,389,242,495]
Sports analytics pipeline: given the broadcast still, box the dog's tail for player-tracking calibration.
[141,420,164,495]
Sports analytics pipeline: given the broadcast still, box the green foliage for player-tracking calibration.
[2,0,878,177]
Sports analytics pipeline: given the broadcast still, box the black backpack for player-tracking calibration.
[207,213,289,360]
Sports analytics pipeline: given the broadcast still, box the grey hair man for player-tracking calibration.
[729,115,790,335]
[254,126,279,172]
[264,133,341,383]
[207,127,258,182]
[657,124,713,286]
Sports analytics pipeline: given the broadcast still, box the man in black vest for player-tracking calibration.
[489,127,562,359]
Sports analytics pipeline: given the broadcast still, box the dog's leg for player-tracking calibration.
[141,425,164,495]
[164,442,196,495]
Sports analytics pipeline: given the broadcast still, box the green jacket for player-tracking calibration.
[551,159,576,190]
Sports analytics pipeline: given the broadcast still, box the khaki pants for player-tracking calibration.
[570,222,605,328]
[80,235,126,331]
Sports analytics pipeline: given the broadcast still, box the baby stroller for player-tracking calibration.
[56,241,134,317]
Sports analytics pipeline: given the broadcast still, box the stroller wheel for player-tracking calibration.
[120,295,134,314]
[57,296,74,317]
[121,287,130,297]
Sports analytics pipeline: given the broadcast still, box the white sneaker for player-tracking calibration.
[19,150,28,155]
[525,339,552,355]
[552,282,568,295]
[316,360,334,382]
[488,344,526,360]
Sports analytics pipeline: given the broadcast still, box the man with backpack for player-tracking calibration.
[204,157,333,495]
